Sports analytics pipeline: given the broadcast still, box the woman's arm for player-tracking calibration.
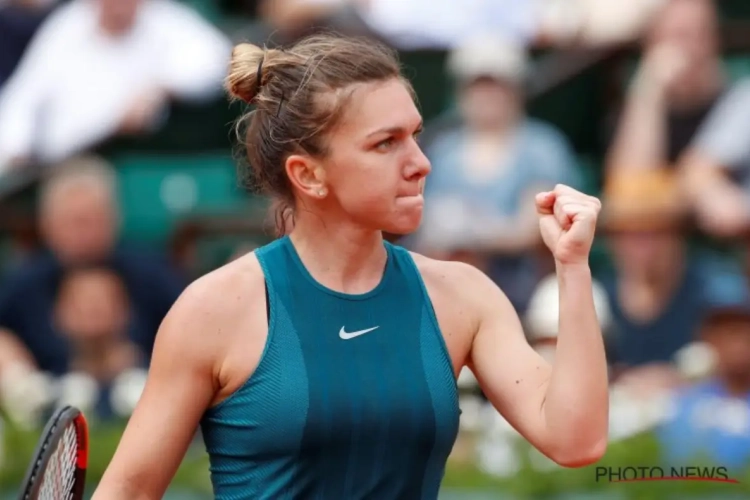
[467,185,608,466]
[91,275,235,499]
[467,263,608,467]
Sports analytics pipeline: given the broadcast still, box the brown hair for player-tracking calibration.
[226,33,409,236]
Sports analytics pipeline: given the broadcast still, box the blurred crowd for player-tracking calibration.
[2,0,750,480]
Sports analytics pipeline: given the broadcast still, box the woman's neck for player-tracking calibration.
[290,210,387,295]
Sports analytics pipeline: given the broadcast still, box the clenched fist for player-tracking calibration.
[535,184,602,266]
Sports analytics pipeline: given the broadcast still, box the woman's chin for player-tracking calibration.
[383,212,424,236]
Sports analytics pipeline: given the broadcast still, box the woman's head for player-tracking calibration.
[227,33,430,236]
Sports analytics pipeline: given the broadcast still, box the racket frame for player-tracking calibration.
[17,405,89,500]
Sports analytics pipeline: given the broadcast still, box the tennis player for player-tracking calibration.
[92,33,608,500]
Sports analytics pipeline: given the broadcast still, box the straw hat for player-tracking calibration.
[599,169,688,232]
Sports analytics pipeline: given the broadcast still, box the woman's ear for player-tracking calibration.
[285,154,327,199]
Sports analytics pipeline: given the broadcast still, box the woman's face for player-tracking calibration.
[295,78,431,235]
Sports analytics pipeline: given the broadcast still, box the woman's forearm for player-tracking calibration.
[542,263,609,464]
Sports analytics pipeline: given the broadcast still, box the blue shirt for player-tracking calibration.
[416,118,581,312]
[658,379,750,470]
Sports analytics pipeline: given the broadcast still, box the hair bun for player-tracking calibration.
[226,43,266,104]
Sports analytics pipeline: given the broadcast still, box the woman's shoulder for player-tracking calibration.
[179,252,266,320]
[408,251,509,313]
[157,253,267,354]
[406,251,518,354]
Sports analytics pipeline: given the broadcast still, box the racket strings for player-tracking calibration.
[38,423,79,500]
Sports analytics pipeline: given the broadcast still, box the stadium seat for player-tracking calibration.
[111,153,251,244]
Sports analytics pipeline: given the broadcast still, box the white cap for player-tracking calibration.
[525,273,612,342]
[673,341,717,380]
[447,35,528,84]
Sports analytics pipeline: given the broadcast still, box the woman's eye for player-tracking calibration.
[376,138,395,151]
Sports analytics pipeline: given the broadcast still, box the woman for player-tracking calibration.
[93,33,608,500]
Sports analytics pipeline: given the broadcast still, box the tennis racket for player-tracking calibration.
[18,405,89,500]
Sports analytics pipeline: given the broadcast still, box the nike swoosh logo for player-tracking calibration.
[339,326,379,340]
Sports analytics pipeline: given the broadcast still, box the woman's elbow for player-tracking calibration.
[549,436,608,468]
[92,475,159,500]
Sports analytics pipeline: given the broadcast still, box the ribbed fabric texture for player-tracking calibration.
[200,237,459,499]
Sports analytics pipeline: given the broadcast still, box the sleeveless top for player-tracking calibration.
[199,236,460,499]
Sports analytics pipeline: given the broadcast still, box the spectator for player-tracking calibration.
[259,0,541,49]
[0,0,231,172]
[55,266,143,383]
[410,36,581,313]
[606,0,725,174]
[259,0,666,50]
[0,155,186,420]
[599,169,749,374]
[681,80,750,238]
[658,302,750,469]
[55,266,147,419]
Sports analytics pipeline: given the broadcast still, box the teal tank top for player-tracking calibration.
[200,236,460,499]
